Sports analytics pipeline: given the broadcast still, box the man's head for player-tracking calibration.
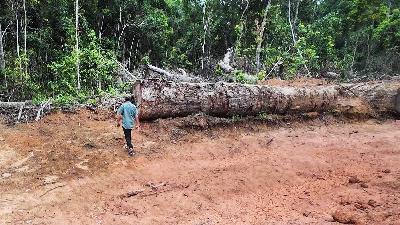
[124,95,136,104]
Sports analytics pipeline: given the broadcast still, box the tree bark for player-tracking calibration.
[218,48,234,73]
[255,0,271,73]
[0,102,27,108]
[75,0,80,91]
[23,0,27,75]
[16,16,20,59]
[147,65,201,83]
[0,24,5,71]
[350,36,359,74]
[288,0,310,75]
[201,1,208,70]
[134,80,400,120]
[234,0,249,61]
[98,14,104,41]
[13,1,21,71]
[338,82,400,114]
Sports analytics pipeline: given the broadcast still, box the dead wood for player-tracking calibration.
[35,99,52,121]
[39,184,66,197]
[134,80,400,120]
[147,64,202,82]
[122,189,146,198]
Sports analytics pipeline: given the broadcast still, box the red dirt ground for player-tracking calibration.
[258,78,330,86]
[0,110,399,225]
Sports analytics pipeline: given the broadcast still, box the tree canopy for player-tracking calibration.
[1,0,399,102]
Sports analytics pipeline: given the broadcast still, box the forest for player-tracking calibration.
[2,1,400,224]
[0,0,399,102]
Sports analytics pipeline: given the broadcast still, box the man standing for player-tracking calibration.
[117,96,140,156]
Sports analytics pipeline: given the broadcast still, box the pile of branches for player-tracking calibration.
[0,100,52,124]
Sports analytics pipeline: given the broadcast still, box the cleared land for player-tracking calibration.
[0,110,399,225]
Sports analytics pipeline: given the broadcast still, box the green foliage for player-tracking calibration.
[140,55,151,65]
[256,70,266,80]
[257,112,270,120]
[231,114,242,122]
[373,9,400,49]
[53,94,79,106]
[48,30,117,99]
[214,65,224,77]
[233,70,247,84]
[167,47,192,68]
[1,0,400,102]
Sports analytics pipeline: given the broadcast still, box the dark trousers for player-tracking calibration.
[123,128,133,149]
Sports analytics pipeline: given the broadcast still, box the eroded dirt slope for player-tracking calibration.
[0,111,399,225]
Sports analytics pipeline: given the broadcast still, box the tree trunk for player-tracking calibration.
[201,1,208,70]
[350,36,359,74]
[15,8,20,62]
[288,0,310,75]
[98,14,104,41]
[0,102,27,108]
[134,80,400,120]
[23,0,27,75]
[255,0,271,73]
[75,0,80,91]
[293,0,300,32]
[147,65,201,83]
[0,24,5,71]
[338,82,400,114]
[233,0,249,61]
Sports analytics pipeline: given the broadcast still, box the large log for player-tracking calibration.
[338,82,400,114]
[134,80,340,119]
[0,102,27,108]
[134,80,400,120]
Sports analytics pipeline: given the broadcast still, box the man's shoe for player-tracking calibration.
[128,148,135,156]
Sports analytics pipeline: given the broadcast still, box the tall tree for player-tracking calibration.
[0,24,5,71]
[255,0,271,73]
[201,0,208,70]
[12,1,21,70]
[23,0,27,74]
[288,0,310,75]
[75,0,80,91]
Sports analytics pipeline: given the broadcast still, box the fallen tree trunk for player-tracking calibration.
[0,102,27,108]
[338,82,400,114]
[134,80,400,120]
[147,65,202,83]
[134,80,339,119]
[2,81,398,124]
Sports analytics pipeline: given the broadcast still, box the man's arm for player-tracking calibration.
[135,115,140,130]
[117,113,122,127]
[116,105,123,127]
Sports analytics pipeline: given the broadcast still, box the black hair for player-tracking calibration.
[125,95,136,104]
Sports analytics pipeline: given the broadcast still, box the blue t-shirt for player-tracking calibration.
[117,102,138,129]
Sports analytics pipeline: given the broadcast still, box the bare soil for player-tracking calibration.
[1,110,400,225]
[257,78,330,86]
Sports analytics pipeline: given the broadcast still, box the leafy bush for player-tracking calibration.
[256,70,266,80]
[48,30,117,99]
[233,70,247,83]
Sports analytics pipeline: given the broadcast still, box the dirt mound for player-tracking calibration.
[258,77,330,86]
[1,110,399,224]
